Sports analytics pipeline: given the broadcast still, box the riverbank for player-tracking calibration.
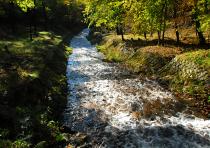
[0,26,83,147]
[89,31,210,119]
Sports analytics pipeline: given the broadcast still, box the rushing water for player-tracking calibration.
[64,29,210,147]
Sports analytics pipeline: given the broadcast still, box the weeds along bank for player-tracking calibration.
[90,31,210,118]
[0,30,79,147]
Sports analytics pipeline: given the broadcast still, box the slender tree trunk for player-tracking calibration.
[118,24,125,41]
[195,30,198,36]
[33,0,38,36]
[158,3,165,45]
[121,29,125,41]
[144,32,147,40]
[116,26,120,35]
[158,31,161,45]
[193,0,206,45]
[175,28,180,44]
[150,32,153,37]
[162,1,167,46]
[195,20,206,45]
[173,0,180,44]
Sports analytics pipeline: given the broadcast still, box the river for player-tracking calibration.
[64,28,210,147]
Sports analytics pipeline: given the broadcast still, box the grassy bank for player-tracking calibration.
[94,32,210,118]
[0,29,77,147]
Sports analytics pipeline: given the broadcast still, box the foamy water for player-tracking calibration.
[64,28,210,147]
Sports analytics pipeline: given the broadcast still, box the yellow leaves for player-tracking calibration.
[63,0,70,5]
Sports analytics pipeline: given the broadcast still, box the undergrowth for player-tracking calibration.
[0,31,72,147]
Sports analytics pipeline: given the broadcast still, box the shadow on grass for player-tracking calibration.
[0,31,69,146]
[124,38,210,51]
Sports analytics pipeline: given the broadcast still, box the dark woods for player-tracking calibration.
[0,0,84,39]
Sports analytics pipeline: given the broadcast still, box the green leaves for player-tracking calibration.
[84,0,174,34]
[199,0,210,32]
[15,0,35,12]
[84,0,126,29]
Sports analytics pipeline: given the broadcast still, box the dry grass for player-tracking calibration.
[141,46,182,57]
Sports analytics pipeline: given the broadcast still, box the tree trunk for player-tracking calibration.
[162,1,167,46]
[116,26,120,35]
[121,29,125,41]
[173,0,180,44]
[158,3,165,45]
[196,20,206,45]
[176,28,180,44]
[118,24,125,41]
[144,32,147,40]
[193,0,206,45]
[150,32,153,37]
[33,0,38,36]
[158,31,161,45]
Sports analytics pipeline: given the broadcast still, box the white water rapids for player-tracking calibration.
[64,29,210,147]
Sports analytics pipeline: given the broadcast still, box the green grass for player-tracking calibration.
[97,41,128,62]
[125,50,169,74]
[65,46,73,55]
[97,46,124,62]
[178,50,210,68]
[162,50,210,102]
[175,50,210,77]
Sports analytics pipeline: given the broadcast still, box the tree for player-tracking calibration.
[84,0,126,40]
[198,0,210,43]
[173,0,180,44]
[128,0,173,45]
[83,0,208,45]
[192,0,206,45]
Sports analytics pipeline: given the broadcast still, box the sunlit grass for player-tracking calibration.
[18,68,39,79]
[65,46,73,55]
[97,41,128,62]
[99,34,180,73]
[178,50,210,67]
